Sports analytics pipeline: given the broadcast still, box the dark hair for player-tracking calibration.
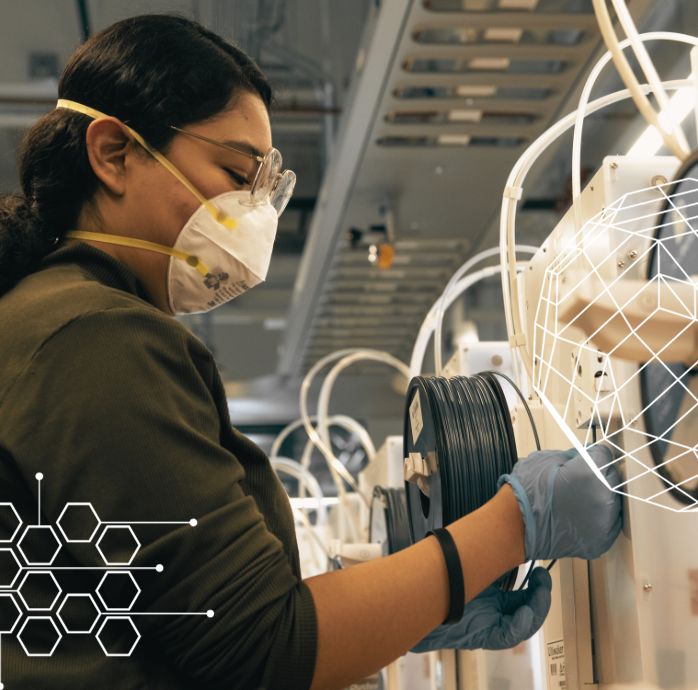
[0,14,272,294]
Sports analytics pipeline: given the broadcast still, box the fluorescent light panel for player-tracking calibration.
[438,134,472,145]
[499,0,539,9]
[484,27,524,42]
[469,57,510,70]
[448,109,483,122]
[456,85,498,97]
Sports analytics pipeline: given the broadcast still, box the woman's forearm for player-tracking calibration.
[305,484,525,690]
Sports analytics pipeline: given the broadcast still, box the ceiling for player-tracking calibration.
[1,0,696,429]
[278,0,696,380]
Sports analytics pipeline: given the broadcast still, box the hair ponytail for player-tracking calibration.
[0,194,52,293]
[0,14,272,296]
[0,108,99,294]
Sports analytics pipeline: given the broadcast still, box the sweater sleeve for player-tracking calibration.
[3,306,317,690]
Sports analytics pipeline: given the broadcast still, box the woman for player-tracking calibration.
[0,15,621,690]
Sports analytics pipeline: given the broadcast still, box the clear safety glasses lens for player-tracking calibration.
[271,170,296,216]
[251,148,296,217]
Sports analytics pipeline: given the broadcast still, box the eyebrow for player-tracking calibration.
[221,140,265,159]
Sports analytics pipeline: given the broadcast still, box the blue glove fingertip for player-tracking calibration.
[586,443,618,470]
[526,566,552,591]
[510,602,534,637]
[525,567,552,629]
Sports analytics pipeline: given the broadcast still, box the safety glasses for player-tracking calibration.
[170,126,296,217]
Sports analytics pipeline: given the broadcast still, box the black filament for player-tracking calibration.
[370,486,412,555]
[405,372,540,590]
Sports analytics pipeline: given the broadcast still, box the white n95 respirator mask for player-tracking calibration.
[55,99,289,315]
[166,190,277,314]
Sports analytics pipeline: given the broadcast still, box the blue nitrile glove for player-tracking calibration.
[411,567,552,652]
[498,446,622,562]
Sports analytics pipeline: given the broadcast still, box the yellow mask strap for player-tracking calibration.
[56,99,237,231]
[66,230,210,276]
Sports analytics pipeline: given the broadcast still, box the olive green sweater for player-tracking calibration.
[0,242,317,690]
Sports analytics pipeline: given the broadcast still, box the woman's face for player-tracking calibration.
[82,90,273,312]
[132,91,273,249]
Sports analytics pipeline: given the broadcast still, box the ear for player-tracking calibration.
[84,118,134,196]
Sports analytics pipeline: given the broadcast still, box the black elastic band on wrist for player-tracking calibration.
[428,528,465,624]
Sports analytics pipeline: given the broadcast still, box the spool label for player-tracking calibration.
[546,639,566,689]
[409,392,424,443]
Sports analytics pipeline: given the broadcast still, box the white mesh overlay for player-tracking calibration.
[532,177,698,512]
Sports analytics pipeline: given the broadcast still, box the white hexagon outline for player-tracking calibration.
[95,525,141,566]
[56,502,101,543]
[96,570,141,612]
[0,592,22,634]
[57,593,101,634]
[17,570,62,612]
[0,547,23,589]
[16,525,62,566]
[17,616,62,657]
[0,502,22,542]
[95,616,141,657]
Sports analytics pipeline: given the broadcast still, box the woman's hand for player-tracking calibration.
[411,566,551,652]
[498,446,623,562]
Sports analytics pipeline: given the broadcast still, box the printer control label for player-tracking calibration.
[546,639,566,689]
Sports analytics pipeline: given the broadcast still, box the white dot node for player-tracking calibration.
[156,564,164,573]
[35,472,44,480]
[206,609,214,618]
[189,519,198,527]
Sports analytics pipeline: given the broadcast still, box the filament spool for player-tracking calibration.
[404,373,524,589]
[369,486,412,555]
